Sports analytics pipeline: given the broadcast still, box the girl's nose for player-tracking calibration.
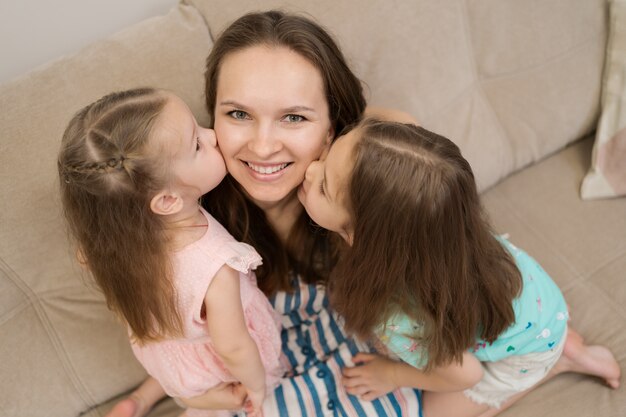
[304,160,319,183]
[204,128,217,147]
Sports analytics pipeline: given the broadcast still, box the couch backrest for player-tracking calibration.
[0,1,608,416]
[190,0,607,191]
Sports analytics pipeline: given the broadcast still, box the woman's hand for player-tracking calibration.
[179,382,247,410]
[342,353,399,401]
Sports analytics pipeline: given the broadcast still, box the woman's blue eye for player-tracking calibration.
[285,114,304,123]
[229,110,248,120]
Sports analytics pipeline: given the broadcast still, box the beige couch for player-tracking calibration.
[1,1,624,416]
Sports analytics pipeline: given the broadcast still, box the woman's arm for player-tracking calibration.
[204,265,266,415]
[342,352,483,401]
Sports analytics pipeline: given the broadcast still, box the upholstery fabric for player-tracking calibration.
[581,0,626,199]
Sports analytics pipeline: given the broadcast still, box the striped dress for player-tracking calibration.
[257,276,423,417]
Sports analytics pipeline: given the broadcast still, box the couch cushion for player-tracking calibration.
[187,0,607,191]
[0,4,212,416]
[581,0,626,199]
[482,137,626,416]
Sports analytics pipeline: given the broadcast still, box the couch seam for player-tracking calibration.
[181,0,215,44]
[476,31,605,83]
[0,300,31,327]
[0,256,98,408]
[458,0,515,181]
[585,248,626,321]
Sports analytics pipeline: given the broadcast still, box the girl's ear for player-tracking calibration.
[150,190,184,216]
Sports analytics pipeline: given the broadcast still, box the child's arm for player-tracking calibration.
[342,352,483,401]
[179,382,248,410]
[204,265,266,415]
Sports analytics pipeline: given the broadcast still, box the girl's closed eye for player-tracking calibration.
[319,180,325,196]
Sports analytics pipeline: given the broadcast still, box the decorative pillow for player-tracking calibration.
[581,0,626,200]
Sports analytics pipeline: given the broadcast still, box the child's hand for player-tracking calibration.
[342,353,399,401]
[243,386,265,417]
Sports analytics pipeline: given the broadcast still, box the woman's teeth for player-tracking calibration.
[246,162,288,174]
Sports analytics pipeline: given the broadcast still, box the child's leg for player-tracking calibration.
[422,328,621,417]
[555,327,620,389]
[106,377,167,417]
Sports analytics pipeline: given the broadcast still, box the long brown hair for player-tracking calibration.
[58,88,183,342]
[202,10,366,294]
[329,119,522,369]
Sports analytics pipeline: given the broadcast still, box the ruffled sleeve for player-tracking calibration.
[222,240,263,275]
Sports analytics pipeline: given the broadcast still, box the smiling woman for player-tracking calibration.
[106,9,424,417]
[213,45,333,209]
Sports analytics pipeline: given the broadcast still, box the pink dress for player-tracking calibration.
[130,208,284,417]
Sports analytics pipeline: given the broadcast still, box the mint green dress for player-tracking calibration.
[377,236,568,368]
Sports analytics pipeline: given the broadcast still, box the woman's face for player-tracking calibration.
[213,45,334,210]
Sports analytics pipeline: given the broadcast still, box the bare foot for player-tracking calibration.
[106,396,144,417]
[555,329,621,389]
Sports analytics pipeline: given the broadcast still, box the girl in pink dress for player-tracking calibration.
[58,87,284,417]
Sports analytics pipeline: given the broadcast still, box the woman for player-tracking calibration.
[109,10,422,417]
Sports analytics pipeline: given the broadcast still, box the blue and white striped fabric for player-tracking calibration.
[258,276,423,417]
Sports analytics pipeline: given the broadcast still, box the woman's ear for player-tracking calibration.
[150,190,184,216]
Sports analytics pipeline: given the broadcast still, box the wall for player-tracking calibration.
[0,0,178,83]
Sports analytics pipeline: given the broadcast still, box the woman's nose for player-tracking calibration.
[248,123,281,157]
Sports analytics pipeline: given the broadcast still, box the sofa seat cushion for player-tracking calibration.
[482,136,626,416]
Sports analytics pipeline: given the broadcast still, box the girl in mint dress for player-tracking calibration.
[298,118,617,416]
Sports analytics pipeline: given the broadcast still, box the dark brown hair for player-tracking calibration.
[58,88,183,342]
[202,10,366,294]
[329,119,522,369]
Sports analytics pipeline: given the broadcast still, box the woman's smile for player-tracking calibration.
[243,160,292,178]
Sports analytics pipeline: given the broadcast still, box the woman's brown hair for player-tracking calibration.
[202,10,366,294]
[58,88,183,343]
[329,119,522,370]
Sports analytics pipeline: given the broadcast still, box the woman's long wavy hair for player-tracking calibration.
[202,10,366,294]
[329,119,522,370]
[58,88,183,343]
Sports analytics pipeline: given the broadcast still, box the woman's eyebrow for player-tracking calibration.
[283,105,315,113]
[218,100,249,109]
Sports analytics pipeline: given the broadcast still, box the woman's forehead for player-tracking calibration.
[216,46,326,105]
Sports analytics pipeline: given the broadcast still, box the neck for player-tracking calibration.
[254,190,303,245]
[163,203,207,249]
